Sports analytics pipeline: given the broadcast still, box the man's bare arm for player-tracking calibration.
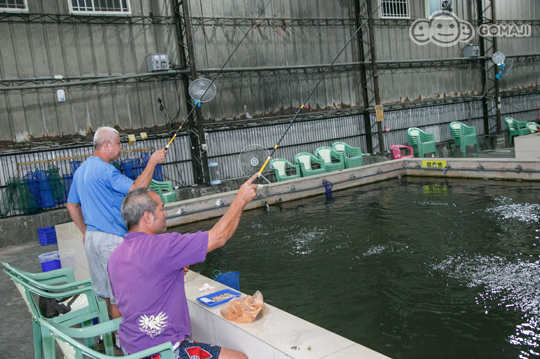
[66,202,87,238]
[207,173,258,252]
[129,149,168,191]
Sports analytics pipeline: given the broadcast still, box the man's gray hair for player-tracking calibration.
[93,126,119,149]
[122,188,158,230]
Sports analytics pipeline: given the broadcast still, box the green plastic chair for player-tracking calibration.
[332,142,363,168]
[294,152,326,177]
[504,117,530,145]
[149,179,177,204]
[314,146,345,172]
[39,317,175,359]
[527,122,540,133]
[407,127,437,158]
[270,158,301,182]
[449,121,479,158]
[3,263,114,359]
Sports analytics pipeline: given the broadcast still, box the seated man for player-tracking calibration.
[108,174,259,359]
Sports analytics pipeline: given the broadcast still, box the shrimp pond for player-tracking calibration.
[171,177,540,359]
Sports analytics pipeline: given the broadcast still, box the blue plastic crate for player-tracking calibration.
[38,226,57,246]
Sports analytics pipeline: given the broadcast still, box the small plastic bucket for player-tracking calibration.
[213,270,240,291]
[38,251,61,272]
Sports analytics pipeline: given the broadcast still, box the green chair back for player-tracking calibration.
[294,152,326,177]
[449,121,478,157]
[332,142,363,168]
[505,117,531,145]
[149,180,177,204]
[270,158,301,182]
[3,263,114,359]
[38,317,175,359]
[315,146,345,172]
[407,127,437,158]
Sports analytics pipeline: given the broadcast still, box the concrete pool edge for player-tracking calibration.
[164,158,540,227]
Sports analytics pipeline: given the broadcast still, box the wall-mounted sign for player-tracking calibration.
[375,104,384,122]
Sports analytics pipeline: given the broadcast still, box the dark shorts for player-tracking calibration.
[141,340,222,359]
[176,341,221,359]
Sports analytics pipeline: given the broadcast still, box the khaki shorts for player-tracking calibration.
[85,230,124,304]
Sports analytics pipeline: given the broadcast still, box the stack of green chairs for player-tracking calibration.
[149,179,177,204]
[407,127,437,158]
[314,146,345,172]
[294,152,326,177]
[449,121,479,158]
[504,117,530,145]
[3,263,114,358]
[270,158,301,182]
[332,142,363,168]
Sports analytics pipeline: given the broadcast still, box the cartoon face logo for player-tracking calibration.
[410,11,474,47]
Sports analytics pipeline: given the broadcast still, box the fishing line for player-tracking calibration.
[165,0,273,150]
[253,3,382,182]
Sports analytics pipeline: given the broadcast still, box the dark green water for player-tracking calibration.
[171,178,540,359]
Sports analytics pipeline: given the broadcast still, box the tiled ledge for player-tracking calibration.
[185,272,389,359]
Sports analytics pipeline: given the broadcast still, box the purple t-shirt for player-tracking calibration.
[107,231,208,355]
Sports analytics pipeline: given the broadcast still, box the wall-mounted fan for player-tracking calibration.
[492,51,514,80]
[188,78,217,104]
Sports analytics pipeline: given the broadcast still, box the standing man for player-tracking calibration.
[107,174,259,359]
[67,126,167,321]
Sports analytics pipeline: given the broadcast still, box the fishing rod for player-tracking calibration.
[165,0,273,150]
[253,3,382,183]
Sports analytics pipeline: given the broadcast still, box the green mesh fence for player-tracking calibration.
[48,167,65,201]
[0,178,38,216]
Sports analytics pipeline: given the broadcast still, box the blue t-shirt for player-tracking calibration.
[67,156,134,237]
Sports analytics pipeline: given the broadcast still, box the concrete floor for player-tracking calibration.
[0,243,69,358]
[0,147,521,359]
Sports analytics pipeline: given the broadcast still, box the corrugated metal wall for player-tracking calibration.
[1,0,539,141]
[0,0,186,141]
[190,0,363,121]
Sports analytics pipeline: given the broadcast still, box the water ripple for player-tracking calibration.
[487,200,540,224]
[433,254,540,356]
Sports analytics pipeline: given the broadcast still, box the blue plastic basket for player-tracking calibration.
[38,226,57,246]
[213,270,240,291]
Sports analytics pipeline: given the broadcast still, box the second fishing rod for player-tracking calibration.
[253,3,382,184]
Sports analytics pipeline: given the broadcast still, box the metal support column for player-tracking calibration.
[365,0,385,153]
[174,0,210,185]
[477,0,502,135]
[354,0,373,153]
[491,1,502,134]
